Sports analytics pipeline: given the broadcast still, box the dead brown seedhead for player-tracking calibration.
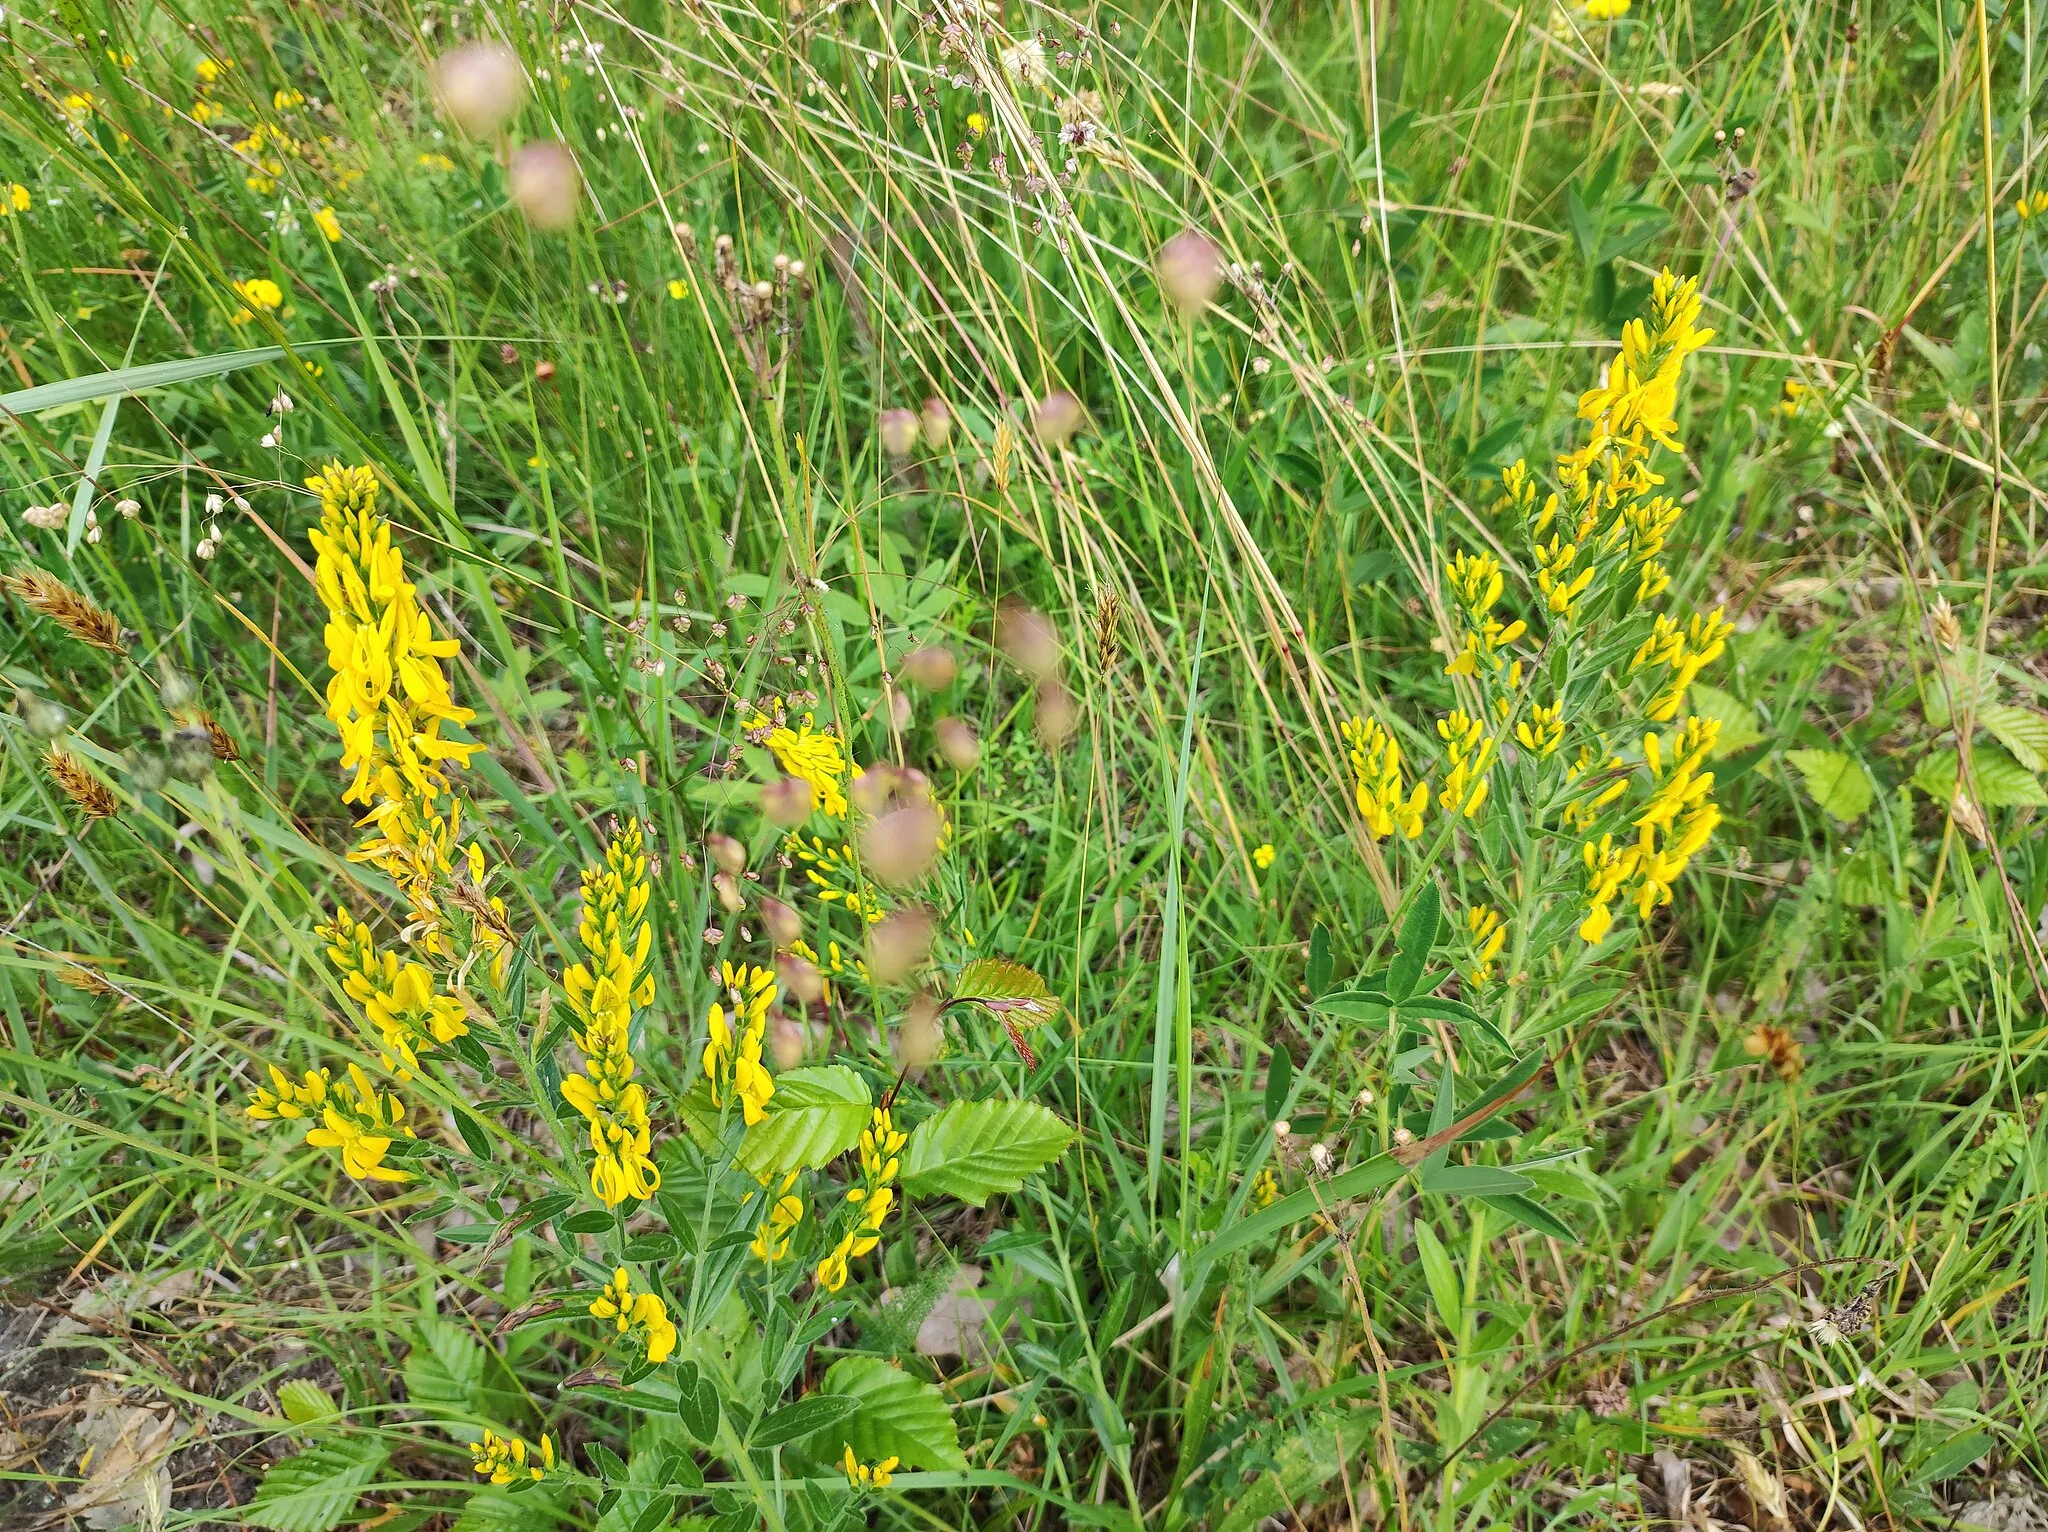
[3,568,128,654]
[45,745,119,820]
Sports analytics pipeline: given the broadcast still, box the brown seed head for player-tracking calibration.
[45,745,118,820]
[3,568,126,654]
[432,43,527,137]
[901,646,958,690]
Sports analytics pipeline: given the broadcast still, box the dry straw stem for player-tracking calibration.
[2,567,128,654]
[44,746,120,820]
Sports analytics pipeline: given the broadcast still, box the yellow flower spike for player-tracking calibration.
[750,1177,805,1263]
[703,962,779,1125]
[559,819,662,1205]
[815,1233,855,1294]
[1516,701,1564,757]
[1340,716,1426,840]
[843,1445,899,1490]
[300,1063,415,1182]
[1465,904,1507,983]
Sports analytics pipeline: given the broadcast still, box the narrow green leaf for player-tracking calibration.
[752,1393,861,1448]
[1264,1048,1293,1122]
[1476,1193,1575,1240]
[1389,882,1440,1002]
[1306,923,1332,994]
[1413,1220,1462,1331]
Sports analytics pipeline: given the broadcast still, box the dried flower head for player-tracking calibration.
[877,408,920,459]
[1742,1022,1803,1081]
[2,568,127,654]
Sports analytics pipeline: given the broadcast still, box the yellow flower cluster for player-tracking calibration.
[1465,904,1507,984]
[1443,550,1527,678]
[1579,716,1722,941]
[787,834,885,923]
[470,1428,556,1485]
[307,463,488,954]
[561,818,661,1207]
[1575,269,1714,454]
[1516,700,1564,757]
[319,907,468,1079]
[1340,716,1426,840]
[1,183,30,215]
[816,1106,904,1293]
[842,1446,899,1490]
[703,960,777,1124]
[588,1267,677,1362]
[749,1172,805,1262]
[1435,709,1493,820]
[248,1060,415,1182]
[746,703,851,819]
[1632,607,1731,721]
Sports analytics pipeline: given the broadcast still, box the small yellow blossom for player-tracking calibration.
[667,278,688,298]
[417,152,456,171]
[1251,1166,1278,1208]
[748,706,851,819]
[1252,842,1276,871]
[300,1062,416,1182]
[588,1267,677,1362]
[967,112,988,136]
[843,1444,899,1490]
[1585,0,1631,17]
[0,184,29,214]
[470,1428,555,1485]
[313,205,341,242]
[749,1174,805,1262]
[1465,904,1507,983]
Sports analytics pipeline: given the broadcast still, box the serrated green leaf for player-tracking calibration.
[404,1319,483,1414]
[737,1065,872,1177]
[950,956,1061,1026]
[1969,746,2048,807]
[820,1356,965,1469]
[277,1380,339,1426]
[246,1440,387,1532]
[454,1483,570,1532]
[1921,650,1993,731]
[1688,684,1764,756]
[1787,749,1873,822]
[899,1099,1074,1206]
[1980,704,2048,772]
